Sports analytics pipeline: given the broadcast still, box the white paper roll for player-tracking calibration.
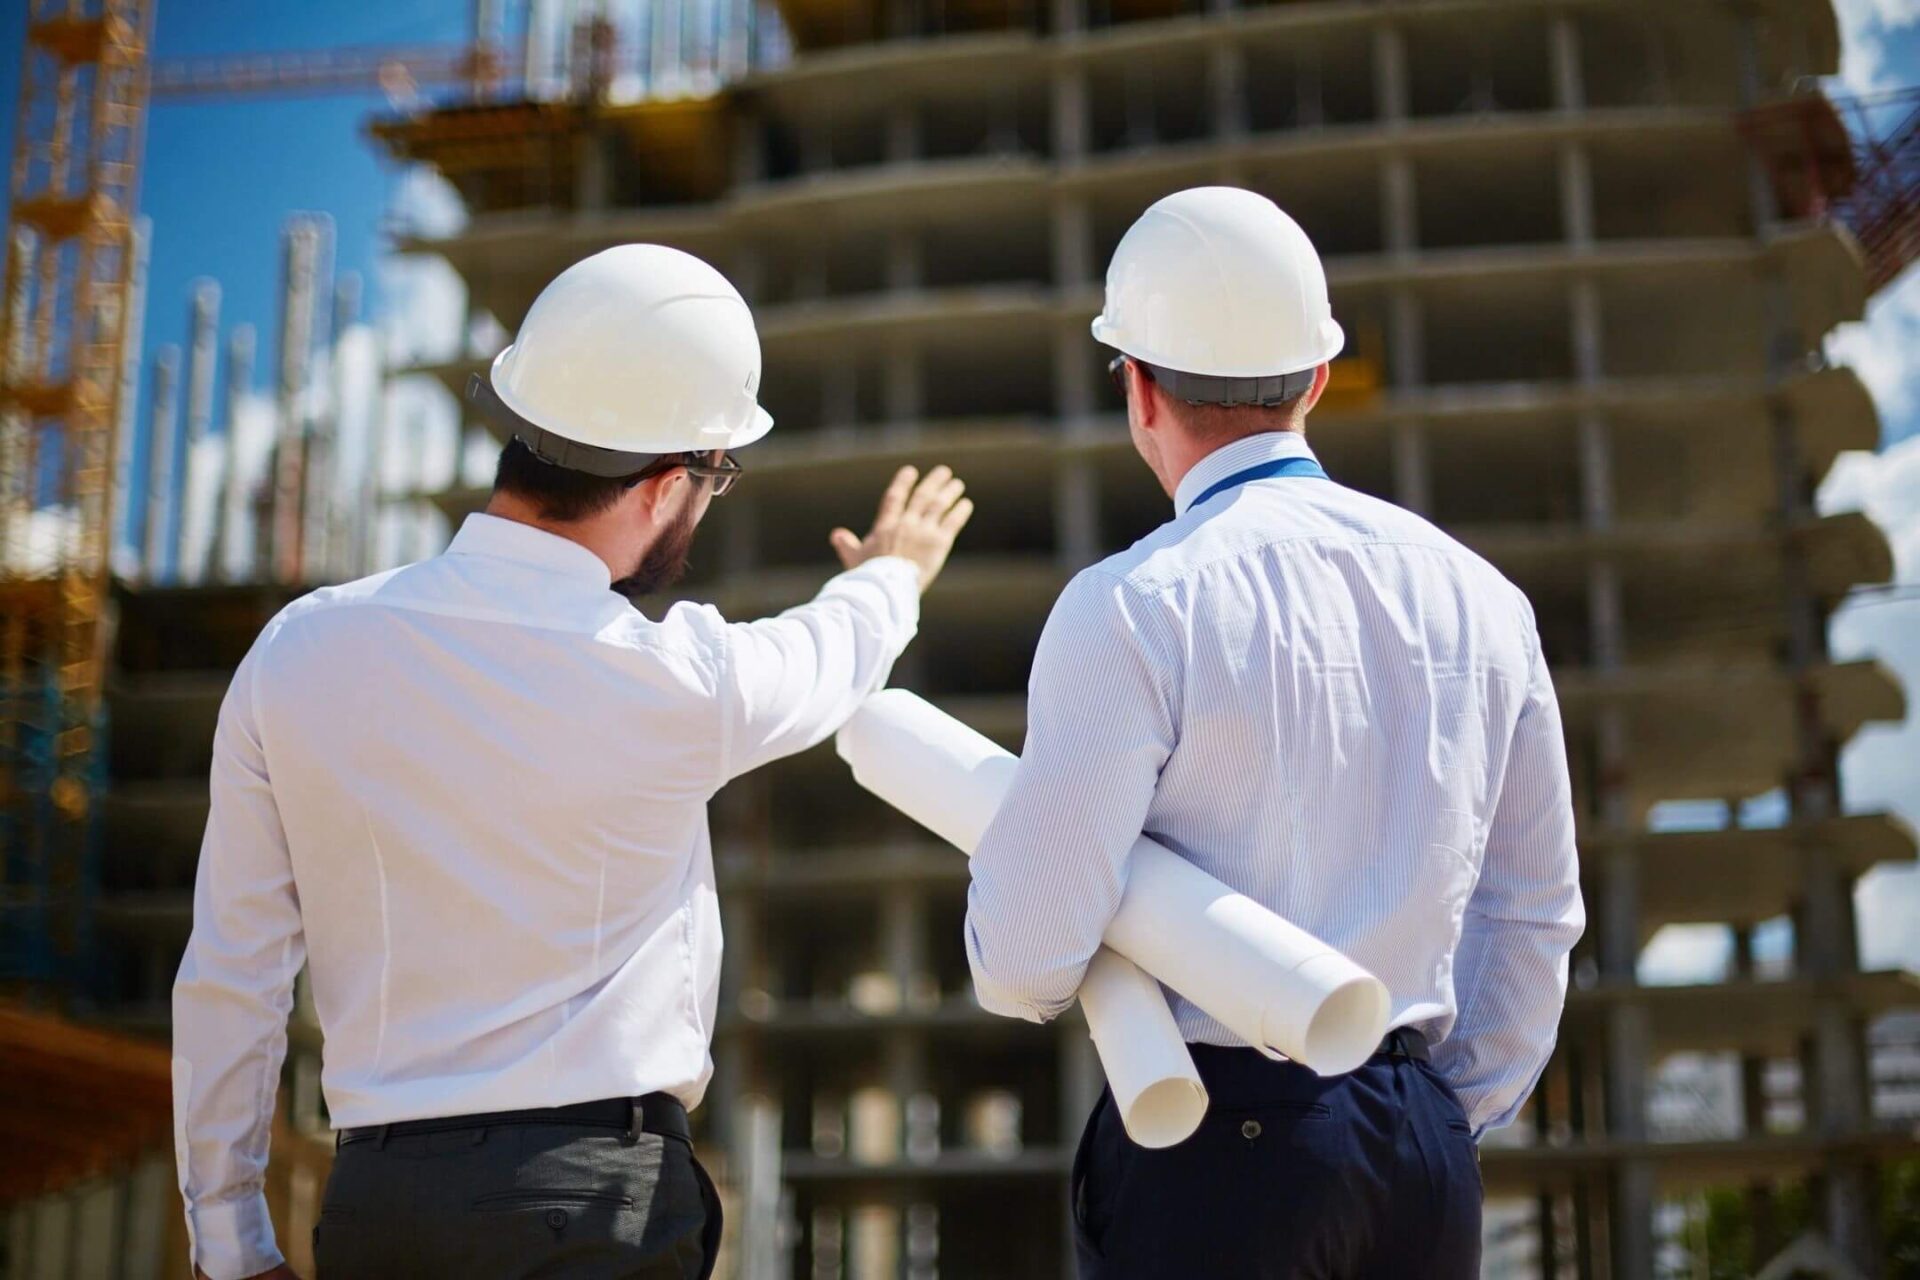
[836,690,1391,1076]
[1077,947,1210,1148]
[836,691,1206,1147]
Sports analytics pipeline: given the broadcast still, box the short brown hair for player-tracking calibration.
[1165,393,1310,446]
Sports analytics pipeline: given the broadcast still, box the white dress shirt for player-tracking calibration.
[172,513,920,1280]
[965,431,1584,1135]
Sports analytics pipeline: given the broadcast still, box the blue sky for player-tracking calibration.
[0,0,470,542]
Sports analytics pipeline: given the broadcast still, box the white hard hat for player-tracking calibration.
[469,244,773,476]
[1091,187,1344,406]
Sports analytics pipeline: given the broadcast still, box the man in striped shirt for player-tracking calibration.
[964,187,1585,1277]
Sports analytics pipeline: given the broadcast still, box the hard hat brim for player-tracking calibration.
[1090,313,1346,380]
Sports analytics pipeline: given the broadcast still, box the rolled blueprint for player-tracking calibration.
[835,691,1206,1146]
[836,690,1391,1074]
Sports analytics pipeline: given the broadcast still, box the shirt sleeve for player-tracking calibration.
[1430,626,1586,1134]
[171,636,305,1280]
[964,570,1176,1022]
[719,555,921,781]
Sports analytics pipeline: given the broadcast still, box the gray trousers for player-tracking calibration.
[314,1114,722,1278]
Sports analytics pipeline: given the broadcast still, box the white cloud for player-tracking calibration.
[1639,925,1732,986]
[1820,435,1920,975]
[1831,0,1920,96]
[1828,272,1920,442]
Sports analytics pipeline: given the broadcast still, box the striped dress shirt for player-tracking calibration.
[964,430,1585,1133]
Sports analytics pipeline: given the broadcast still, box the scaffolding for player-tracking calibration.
[0,0,154,994]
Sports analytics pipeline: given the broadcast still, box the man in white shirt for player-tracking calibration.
[171,246,974,1280]
[965,189,1584,1276]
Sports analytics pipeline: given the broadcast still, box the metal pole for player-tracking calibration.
[300,219,339,581]
[177,278,219,583]
[268,216,323,584]
[140,345,180,584]
[215,323,255,582]
[324,271,362,583]
[109,216,151,579]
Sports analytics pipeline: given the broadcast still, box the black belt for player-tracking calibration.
[337,1092,689,1150]
[1375,1027,1429,1062]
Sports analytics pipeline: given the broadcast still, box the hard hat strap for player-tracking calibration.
[466,373,668,479]
[1142,362,1316,408]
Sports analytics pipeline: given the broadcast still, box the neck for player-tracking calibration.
[484,491,627,581]
[1171,427,1318,516]
[1163,425,1303,494]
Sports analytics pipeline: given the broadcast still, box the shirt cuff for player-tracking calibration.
[185,1192,283,1280]
[831,555,921,627]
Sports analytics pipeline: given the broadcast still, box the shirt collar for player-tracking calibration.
[1173,431,1320,517]
[445,513,615,590]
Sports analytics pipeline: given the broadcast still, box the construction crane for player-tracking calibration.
[0,0,506,997]
[0,0,155,990]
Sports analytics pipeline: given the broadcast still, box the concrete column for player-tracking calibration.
[270,217,325,584]
[1573,256,1652,1276]
[1381,130,1427,512]
[883,336,923,435]
[1382,153,1416,261]
[1050,39,1101,568]
[1735,14,1779,239]
[882,881,929,1168]
[801,109,833,175]
[1558,145,1595,251]
[887,103,920,164]
[1549,13,1584,112]
[731,108,765,187]
[1385,289,1428,514]
[1053,66,1089,160]
[887,227,923,292]
[111,216,151,578]
[1210,42,1248,139]
[574,127,610,210]
[215,324,258,582]
[1759,231,1878,1264]
[731,244,765,306]
[1295,44,1325,127]
[1052,197,1094,290]
[1372,22,1407,125]
[823,362,860,435]
[141,346,180,585]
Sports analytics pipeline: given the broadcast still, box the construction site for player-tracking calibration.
[3,0,1919,1277]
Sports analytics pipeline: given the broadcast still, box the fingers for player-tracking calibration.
[873,466,917,533]
[906,465,959,521]
[828,527,861,567]
[938,496,974,538]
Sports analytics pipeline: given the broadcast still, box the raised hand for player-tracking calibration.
[830,465,974,592]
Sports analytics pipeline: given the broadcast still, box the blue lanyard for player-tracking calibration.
[1190,455,1328,510]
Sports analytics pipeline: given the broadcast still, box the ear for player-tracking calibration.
[1128,360,1164,432]
[627,466,685,524]
[1297,362,1332,417]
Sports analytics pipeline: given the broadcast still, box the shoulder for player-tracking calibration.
[594,599,729,691]
[253,565,411,647]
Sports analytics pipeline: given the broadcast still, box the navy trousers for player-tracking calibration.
[1071,1044,1482,1279]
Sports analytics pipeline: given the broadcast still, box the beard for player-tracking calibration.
[612,501,700,598]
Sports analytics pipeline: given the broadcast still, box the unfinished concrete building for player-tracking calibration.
[48,0,1920,1276]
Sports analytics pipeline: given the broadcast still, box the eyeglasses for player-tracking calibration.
[682,452,743,497]
[631,450,744,497]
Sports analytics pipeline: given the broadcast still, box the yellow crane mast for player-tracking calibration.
[0,0,154,990]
